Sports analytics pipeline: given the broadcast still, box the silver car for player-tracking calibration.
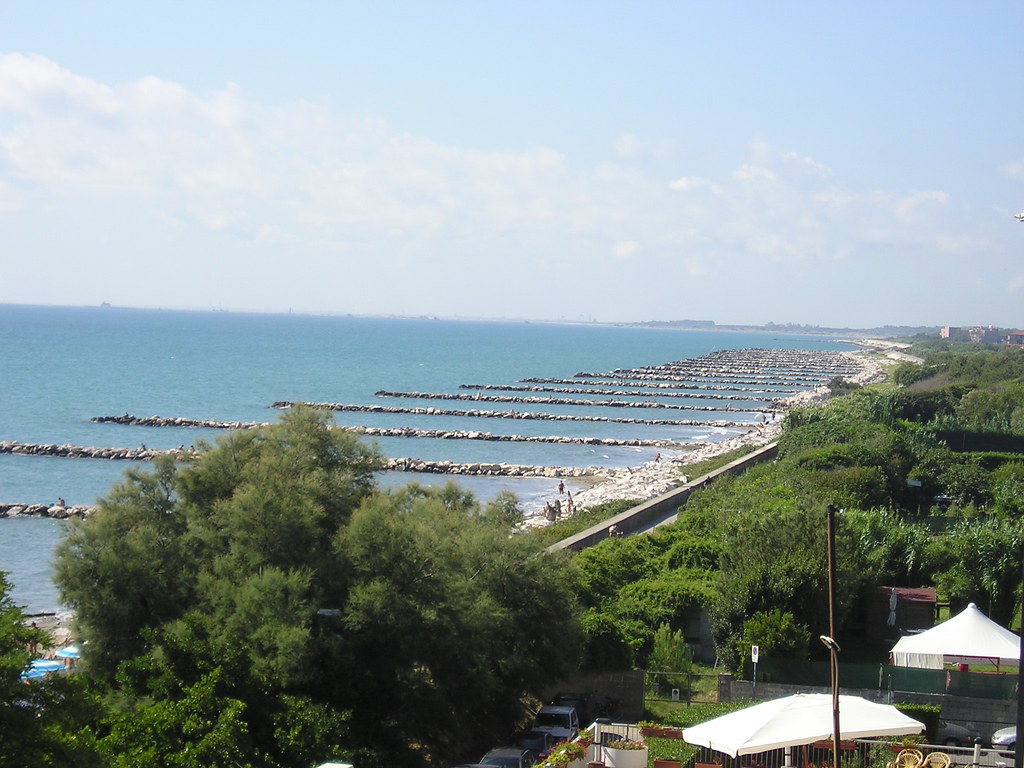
[992,726,1016,749]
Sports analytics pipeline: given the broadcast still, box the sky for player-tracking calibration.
[1,2,1022,328]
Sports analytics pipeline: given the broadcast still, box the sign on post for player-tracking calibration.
[752,645,759,695]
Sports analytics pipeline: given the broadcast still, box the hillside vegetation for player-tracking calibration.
[564,342,1024,674]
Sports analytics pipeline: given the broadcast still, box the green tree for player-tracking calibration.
[55,456,191,671]
[931,518,1024,625]
[736,609,810,663]
[647,623,693,673]
[0,572,102,767]
[55,408,578,766]
[991,462,1024,517]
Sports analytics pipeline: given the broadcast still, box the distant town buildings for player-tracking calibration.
[941,326,1024,345]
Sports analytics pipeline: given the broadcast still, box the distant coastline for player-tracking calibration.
[0,301,939,339]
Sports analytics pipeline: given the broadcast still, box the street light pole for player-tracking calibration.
[825,504,841,768]
[1015,550,1023,768]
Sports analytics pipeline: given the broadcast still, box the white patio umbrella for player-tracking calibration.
[684,693,924,757]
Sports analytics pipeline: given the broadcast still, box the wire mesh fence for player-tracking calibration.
[645,671,720,705]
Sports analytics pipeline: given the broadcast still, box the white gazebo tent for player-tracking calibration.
[683,693,924,758]
[890,602,1020,670]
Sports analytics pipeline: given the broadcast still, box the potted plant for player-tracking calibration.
[639,720,666,738]
[603,737,648,768]
[539,740,586,768]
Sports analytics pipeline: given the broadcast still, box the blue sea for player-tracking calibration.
[0,304,854,613]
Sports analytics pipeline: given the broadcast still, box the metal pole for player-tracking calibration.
[827,504,841,768]
[1015,548,1023,768]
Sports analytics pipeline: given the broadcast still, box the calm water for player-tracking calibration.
[0,304,853,611]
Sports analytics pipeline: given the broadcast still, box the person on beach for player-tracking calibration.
[558,480,565,494]
[57,497,65,507]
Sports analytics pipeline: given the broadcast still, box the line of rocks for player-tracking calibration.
[0,439,616,480]
[271,401,749,426]
[455,384,774,402]
[0,441,188,461]
[522,349,886,524]
[573,348,862,385]
[90,416,699,448]
[355,427,691,447]
[372,390,761,413]
[92,415,269,429]
[0,502,93,519]
[494,379,803,393]
[384,458,607,478]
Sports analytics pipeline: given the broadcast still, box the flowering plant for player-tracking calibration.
[540,741,586,766]
[605,738,647,750]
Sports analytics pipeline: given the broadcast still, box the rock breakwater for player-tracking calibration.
[271,401,741,426]
[0,502,93,519]
[0,441,185,461]
[463,382,792,397]
[371,390,759,412]
[91,414,717,445]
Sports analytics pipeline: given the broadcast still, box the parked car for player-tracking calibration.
[509,730,557,760]
[991,726,1016,748]
[478,747,536,768]
[936,719,978,746]
[533,704,580,742]
[550,691,590,726]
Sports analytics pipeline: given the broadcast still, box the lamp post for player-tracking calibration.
[1016,551,1023,768]
[824,504,841,768]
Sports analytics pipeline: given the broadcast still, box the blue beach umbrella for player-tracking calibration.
[20,658,66,681]
[53,645,80,660]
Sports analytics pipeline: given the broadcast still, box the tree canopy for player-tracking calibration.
[54,407,581,766]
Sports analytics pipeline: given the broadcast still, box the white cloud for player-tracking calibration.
[732,164,777,182]
[1009,272,1024,293]
[1000,161,1024,181]
[612,241,639,260]
[0,54,1018,326]
[894,190,948,219]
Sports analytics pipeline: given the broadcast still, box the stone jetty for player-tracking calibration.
[0,502,93,519]
[519,377,802,392]
[271,402,745,426]
[89,415,704,448]
[0,439,611,477]
[571,347,860,386]
[520,347,886,526]
[91,415,269,430]
[0,441,186,461]
[3,346,886,523]
[371,390,761,412]
[464,382,797,396]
